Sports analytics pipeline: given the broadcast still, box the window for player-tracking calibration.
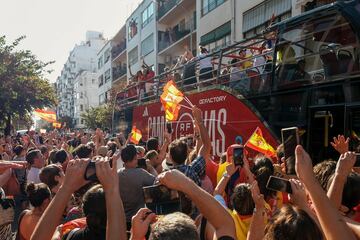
[80,82,83,86]
[92,79,96,84]
[98,56,103,69]
[99,93,105,105]
[200,22,231,52]
[128,18,138,40]
[274,12,359,89]
[105,69,111,83]
[128,46,139,65]
[80,104,83,112]
[104,48,111,63]
[242,0,291,38]
[80,92,84,99]
[141,34,154,56]
[142,3,154,28]
[81,119,84,125]
[98,74,104,87]
[202,0,226,16]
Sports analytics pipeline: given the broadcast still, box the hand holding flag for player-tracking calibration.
[160,80,193,121]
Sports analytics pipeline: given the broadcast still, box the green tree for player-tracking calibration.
[0,36,57,135]
[81,104,112,130]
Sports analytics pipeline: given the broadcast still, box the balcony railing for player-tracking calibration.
[158,18,196,52]
[157,0,181,20]
[112,41,127,59]
[112,66,127,81]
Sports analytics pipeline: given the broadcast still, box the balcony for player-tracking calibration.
[157,0,195,24]
[158,0,180,20]
[158,17,196,53]
[112,66,127,82]
[111,41,126,61]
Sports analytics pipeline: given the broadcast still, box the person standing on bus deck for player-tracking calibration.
[196,46,213,85]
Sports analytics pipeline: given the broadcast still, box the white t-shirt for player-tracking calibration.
[27,167,41,184]
[198,53,212,69]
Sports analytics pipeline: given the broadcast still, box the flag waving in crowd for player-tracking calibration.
[160,80,193,121]
[130,126,142,144]
[245,127,276,157]
[34,109,57,123]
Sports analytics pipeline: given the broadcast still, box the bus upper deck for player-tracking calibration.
[115,0,360,109]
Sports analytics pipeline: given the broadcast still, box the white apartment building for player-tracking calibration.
[111,25,128,93]
[157,0,197,69]
[97,41,113,105]
[126,0,157,78]
[73,71,98,128]
[56,31,106,121]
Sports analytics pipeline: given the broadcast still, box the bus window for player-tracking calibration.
[274,12,359,90]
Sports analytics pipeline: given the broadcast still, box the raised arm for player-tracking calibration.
[247,181,265,240]
[295,145,356,240]
[159,170,236,239]
[327,152,356,210]
[157,131,171,164]
[96,157,127,240]
[213,162,238,196]
[31,159,89,240]
[192,106,211,160]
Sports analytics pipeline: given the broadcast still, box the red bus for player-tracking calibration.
[114,0,360,163]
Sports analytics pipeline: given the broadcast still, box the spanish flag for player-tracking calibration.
[130,126,142,144]
[52,122,61,129]
[34,109,57,123]
[160,81,184,121]
[245,127,276,157]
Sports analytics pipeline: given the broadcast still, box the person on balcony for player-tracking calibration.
[194,46,214,87]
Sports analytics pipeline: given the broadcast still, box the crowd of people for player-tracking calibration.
[0,106,360,240]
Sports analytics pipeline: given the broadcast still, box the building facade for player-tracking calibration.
[73,71,99,128]
[56,31,106,122]
[97,41,113,105]
[111,25,128,94]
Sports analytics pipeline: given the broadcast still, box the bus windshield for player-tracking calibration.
[275,11,360,89]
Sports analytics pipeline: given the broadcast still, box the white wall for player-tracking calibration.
[126,0,157,78]
[97,41,113,105]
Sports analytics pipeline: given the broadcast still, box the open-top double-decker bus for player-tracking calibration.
[114,0,360,163]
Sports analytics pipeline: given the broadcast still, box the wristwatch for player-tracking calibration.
[223,172,230,179]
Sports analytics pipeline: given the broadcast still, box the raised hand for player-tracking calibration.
[131,208,156,240]
[295,145,314,183]
[158,169,191,192]
[61,158,89,193]
[225,162,239,176]
[192,106,203,124]
[335,151,356,179]
[289,179,308,209]
[250,180,264,210]
[330,135,349,154]
[95,156,118,192]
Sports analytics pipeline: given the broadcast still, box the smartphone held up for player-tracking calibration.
[281,127,300,175]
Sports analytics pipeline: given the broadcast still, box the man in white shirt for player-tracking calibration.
[26,150,45,184]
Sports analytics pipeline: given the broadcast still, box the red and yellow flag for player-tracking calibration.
[160,81,184,121]
[130,126,142,144]
[53,122,62,129]
[245,127,276,157]
[34,109,57,123]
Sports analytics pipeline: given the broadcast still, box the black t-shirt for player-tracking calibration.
[218,237,235,240]
[62,227,105,240]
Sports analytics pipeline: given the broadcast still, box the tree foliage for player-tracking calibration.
[0,35,57,135]
[81,104,112,130]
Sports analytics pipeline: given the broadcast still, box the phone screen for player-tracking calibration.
[166,122,172,134]
[266,176,292,194]
[281,127,299,175]
[233,147,244,166]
